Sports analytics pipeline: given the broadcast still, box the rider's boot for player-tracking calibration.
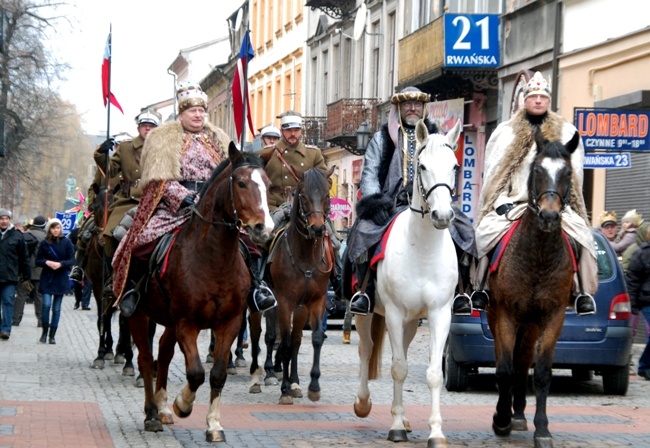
[119,258,149,318]
[350,261,374,316]
[574,293,596,316]
[453,255,489,315]
[247,257,277,313]
[69,247,85,283]
[452,253,473,315]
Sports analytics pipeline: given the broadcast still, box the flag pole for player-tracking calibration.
[239,28,250,151]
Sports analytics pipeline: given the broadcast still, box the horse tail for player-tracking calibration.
[368,313,386,380]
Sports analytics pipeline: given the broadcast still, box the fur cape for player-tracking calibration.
[140,121,231,187]
[477,109,588,223]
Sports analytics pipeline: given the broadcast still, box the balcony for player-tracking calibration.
[398,17,444,87]
[325,98,381,156]
[303,116,329,149]
[305,0,356,19]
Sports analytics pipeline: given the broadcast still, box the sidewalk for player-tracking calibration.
[1,297,649,447]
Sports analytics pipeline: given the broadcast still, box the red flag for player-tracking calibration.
[232,30,255,142]
[102,33,124,114]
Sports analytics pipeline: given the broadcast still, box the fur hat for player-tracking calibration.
[622,209,644,227]
[32,215,46,228]
[176,81,208,113]
[0,208,11,219]
[599,211,617,227]
[390,86,430,105]
[524,71,551,99]
[45,218,63,234]
[136,109,162,127]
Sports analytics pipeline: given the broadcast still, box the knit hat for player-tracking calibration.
[176,81,208,113]
[524,71,551,99]
[622,209,644,227]
[32,215,46,228]
[45,218,63,234]
[0,208,11,219]
[599,211,617,227]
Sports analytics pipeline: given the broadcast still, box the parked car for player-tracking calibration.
[445,229,633,395]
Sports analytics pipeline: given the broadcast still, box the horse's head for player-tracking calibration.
[527,129,580,232]
[225,143,275,243]
[88,183,116,228]
[290,166,334,239]
[412,119,461,229]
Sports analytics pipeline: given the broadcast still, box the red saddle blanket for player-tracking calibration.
[489,220,578,275]
[350,215,399,292]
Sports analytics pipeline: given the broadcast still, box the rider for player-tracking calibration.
[260,124,281,148]
[469,71,597,316]
[70,109,161,283]
[345,86,477,316]
[112,82,276,316]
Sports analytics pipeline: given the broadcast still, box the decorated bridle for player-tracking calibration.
[409,140,458,218]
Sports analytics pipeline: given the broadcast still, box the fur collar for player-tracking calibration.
[140,121,231,186]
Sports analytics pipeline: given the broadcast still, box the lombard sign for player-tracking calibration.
[444,14,499,68]
[575,108,650,151]
[459,131,478,222]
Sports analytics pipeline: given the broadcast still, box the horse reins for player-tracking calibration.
[409,142,457,218]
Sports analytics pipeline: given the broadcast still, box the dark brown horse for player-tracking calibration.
[127,144,274,442]
[84,185,135,374]
[488,130,581,448]
[249,166,335,404]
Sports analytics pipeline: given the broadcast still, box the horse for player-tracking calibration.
[248,166,335,404]
[127,143,274,442]
[84,184,135,374]
[353,119,462,447]
[487,130,581,448]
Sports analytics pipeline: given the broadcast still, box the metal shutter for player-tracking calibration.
[605,152,650,221]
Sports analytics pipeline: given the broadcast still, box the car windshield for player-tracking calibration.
[593,233,614,280]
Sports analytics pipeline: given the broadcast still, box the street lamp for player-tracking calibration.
[356,121,371,152]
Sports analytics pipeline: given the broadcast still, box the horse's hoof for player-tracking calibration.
[159,411,174,425]
[173,401,192,418]
[249,384,262,394]
[113,354,125,364]
[354,397,372,418]
[205,429,226,443]
[511,418,528,431]
[404,418,412,432]
[534,436,554,448]
[291,387,303,398]
[387,429,408,442]
[144,418,163,432]
[492,421,512,437]
[122,367,135,377]
[279,395,293,405]
[134,377,144,388]
[227,367,237,375]
[104,352,114,361]
[235,358,247,368]
[264,377,278,386]
[428,437,448,448]
[307,389,320,402]
[91,359,105,369]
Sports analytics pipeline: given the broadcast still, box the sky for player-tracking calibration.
[47,0,245,136]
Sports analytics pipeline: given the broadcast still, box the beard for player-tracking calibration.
[402,115,420,127]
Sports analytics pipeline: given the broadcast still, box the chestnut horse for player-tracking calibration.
[127,144,274,443]
[488,130,581,448]
[249,166,335,404]
[84,185,134,374]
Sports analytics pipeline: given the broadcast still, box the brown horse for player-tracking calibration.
[127,143,274,442]
[249,166,335,404]
[488,130,581,448]
[84,185,135,374]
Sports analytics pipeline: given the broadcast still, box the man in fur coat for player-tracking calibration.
[344,86,476,315]
[470,71,597,315]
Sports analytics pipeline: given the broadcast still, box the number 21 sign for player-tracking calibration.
[444,14,500,68]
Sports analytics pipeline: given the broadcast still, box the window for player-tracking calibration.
[323,50,329,110]
[388,12,396,95]
[334,43,340,101]
[371,21,380,98]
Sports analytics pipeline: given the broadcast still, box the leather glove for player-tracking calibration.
[372,207,392,226]
[97,138,116,154]
[180,193,197,209]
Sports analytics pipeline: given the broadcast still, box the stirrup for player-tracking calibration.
[350,291,371,316]
[119,288,140,318]
[452,293,472,316]
[574,293,596,316]
[470,290,489,312]
[252,283,277,313]
[69,266,84,283]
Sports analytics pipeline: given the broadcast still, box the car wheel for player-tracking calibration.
[602,365,629,395]
[444,342,469,392]
[571,368,594,382]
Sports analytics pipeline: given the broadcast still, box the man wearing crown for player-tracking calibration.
[467,71,598,316]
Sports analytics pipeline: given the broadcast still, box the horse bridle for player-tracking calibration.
[294,186,331,239]
[409,142,457,218]
[527,164,572,216]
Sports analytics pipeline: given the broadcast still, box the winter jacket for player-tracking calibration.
[0,225,31,283]
[621,222,650,272]
[36,237,75,295]
[625,241,650,311]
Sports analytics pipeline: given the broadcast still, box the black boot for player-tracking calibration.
[119,258,148,318]
[575,293,596,316]
[248,258,277,313]
[69,265,84,283]
[39,324,49,343]
[452,254,473,315]
[48,327,57,344]
[350,261,374,316]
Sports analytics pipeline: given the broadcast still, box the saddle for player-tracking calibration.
[149,229,181,278]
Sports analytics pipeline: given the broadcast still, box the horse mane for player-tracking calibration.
[536,139,571,160]
[198,151,265,198]
[302,168,328,193]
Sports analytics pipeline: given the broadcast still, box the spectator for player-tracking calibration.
[36,218,75,344]
[0,208,31,340]
[610,209,643,256]
[598,211,618,242]
[620,220,650,341]
[13,215,47,326]
[625,225,650,380]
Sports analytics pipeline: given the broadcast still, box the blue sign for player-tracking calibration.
[584,152,631,169]
[55,211,77,237]
[444,14,499,68]
[575,108,650,151]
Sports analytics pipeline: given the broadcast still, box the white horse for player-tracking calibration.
[354,119,462,448]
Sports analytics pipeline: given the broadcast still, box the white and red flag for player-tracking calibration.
[102,32,123,114]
